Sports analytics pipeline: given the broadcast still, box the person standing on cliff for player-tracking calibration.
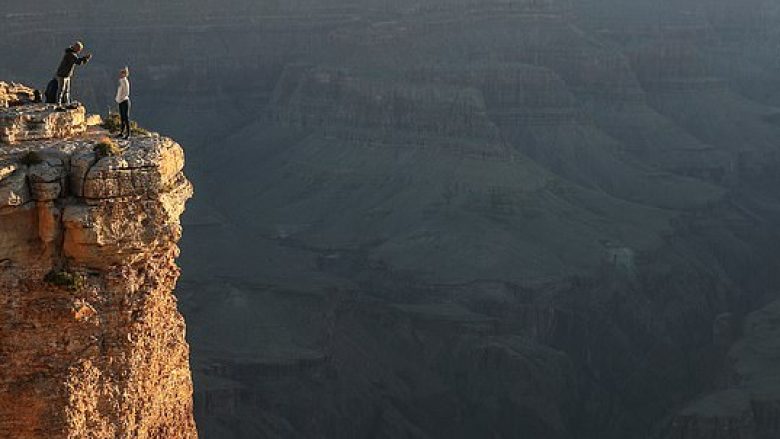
[55,41,92,105]
[115,67,131,139]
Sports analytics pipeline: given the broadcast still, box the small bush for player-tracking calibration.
[103,113,151,136]
[19,151,43,166]
[44,270,85,291]
[102,113,122,133]
[94,137,122,158]
[131,124,151,136]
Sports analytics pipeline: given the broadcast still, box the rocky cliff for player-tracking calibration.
[667,301,780,439]
[0,83,197,438]
[4,2,780,438]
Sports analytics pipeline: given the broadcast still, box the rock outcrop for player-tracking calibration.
[0,81,37,108]
[669,300,780,439]
[0,91,197,438]
[0,82,88,144]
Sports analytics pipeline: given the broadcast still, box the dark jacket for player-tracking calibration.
[56,48,90,78]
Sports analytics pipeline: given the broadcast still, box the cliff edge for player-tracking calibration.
[0,82,197,438]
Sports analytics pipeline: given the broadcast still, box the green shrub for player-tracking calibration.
[44,270,85,291]
[103,113,151,136]
[19,151,43,166]
[102,113,122,133]
[94,137,122,158]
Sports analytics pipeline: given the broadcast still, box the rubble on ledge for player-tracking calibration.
[0,81,37,108]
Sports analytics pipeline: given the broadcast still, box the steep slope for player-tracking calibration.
[178,5,780,438]
[0,85,197,438]
[668,300,780,438]
[4,2,780,438]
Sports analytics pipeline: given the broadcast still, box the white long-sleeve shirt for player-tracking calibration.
[115,77,130,103]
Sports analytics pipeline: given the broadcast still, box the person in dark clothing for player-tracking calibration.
[55,41,92,105]
[115,67,131,139]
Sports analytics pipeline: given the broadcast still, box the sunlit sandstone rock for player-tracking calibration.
[0,85,197,438]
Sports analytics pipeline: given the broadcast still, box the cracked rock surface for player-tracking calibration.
[0,94,197,438]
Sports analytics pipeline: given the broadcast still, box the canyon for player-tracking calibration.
[2,0,780,438]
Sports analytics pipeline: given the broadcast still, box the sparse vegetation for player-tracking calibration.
[131,124,151,136]
[102,113,122,133]
[19,151,43,166]
[94,137,122,158]
[102,113,152,136]
[44,270,85,292]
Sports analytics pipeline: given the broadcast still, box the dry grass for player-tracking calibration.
[102,113,152,136]
[94,136,122,158]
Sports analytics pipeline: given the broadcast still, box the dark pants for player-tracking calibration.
[119,99,131,136]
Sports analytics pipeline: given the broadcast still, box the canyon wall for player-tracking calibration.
[4,2,780,438]
[0,83,197,438]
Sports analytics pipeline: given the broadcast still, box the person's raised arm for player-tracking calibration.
[77,54,93,65]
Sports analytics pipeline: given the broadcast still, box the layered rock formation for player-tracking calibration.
[0,92,197,438]
[0,82,88,144]
[0,81,37,108]
[5,2,780,439]
[668,300,780,439]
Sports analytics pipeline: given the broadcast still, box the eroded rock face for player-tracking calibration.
[0,82,87,144]
[669,300,780,439]
[0,104,87,144]
[0,97,196,438]
[0,81,37,108]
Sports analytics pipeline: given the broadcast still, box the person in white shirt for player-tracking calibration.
[115,67,131,139]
